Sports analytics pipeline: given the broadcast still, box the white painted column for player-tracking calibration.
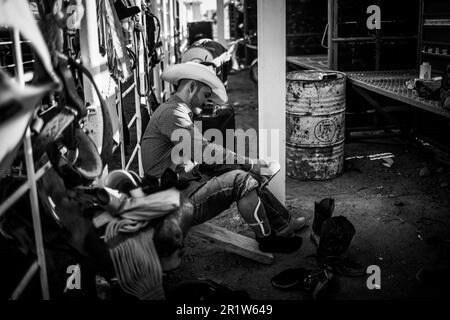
[257,0,286,204]
[151,0,163,103]
[13,28,49,300]
[80,0,104,153]
[168,0,176,64]
[224,2,230,40]
[216,0,225,45]
[179,0,189,52]
[162,0,171,99]
[135,0,147,107]
[134,0,144,176]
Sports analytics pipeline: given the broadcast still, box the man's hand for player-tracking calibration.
[249,159,281,187]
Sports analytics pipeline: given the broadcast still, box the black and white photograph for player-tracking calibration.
[0,0,449,310]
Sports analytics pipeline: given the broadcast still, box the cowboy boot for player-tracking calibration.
[270,266,334,300]
[317,216,364,277]
[257,187,307,238]
[256,229,303,254]
[310,198,335,247]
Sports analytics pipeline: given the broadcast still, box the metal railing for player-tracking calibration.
[112,0,181,177]
[0,29,50,300]
[0,0,184,300]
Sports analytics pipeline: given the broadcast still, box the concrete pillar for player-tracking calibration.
[216,0,225,45]
[257,0,286,204]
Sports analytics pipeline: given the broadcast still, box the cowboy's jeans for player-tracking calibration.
[181,164,290,232]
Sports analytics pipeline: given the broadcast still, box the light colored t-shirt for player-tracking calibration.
[142,95,246,177]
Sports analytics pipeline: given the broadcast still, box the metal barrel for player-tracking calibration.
[286,70,346,180]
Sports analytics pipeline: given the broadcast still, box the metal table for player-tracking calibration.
[286,55,328,71]
[347,70,450,120]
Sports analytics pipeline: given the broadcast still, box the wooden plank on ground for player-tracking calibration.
[190,222,274,264]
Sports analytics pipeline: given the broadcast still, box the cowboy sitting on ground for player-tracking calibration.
[142,62,306,266]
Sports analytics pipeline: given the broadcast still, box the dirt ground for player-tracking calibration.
[117,70,450,300]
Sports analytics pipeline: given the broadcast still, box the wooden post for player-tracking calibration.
[178,0,188,53]
[417,0,424,69]
[80,0,105,153]
[375,28,381,71]
[375,0,381,71]
[117,82,126,169]
[243,0,249,65]
[168,0,176,64]
[12,28,49,300]
[216,0,225,45]
[257,0,286,204]
[151,0,163,103]
[327,0,334,69]
[191,223,274,264]
[135,0,147,109]
[162,0,171,99]
[134,0,144,176]
[333,0,338,70]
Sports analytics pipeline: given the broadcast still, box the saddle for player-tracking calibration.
[0,69,57,177]
[0,0,62,177]
[0,0,115,188]
[0,0,181,300]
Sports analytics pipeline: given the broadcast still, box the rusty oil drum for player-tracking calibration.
[286,70,346,180]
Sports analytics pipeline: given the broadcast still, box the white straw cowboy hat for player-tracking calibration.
[161,61,228,104]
